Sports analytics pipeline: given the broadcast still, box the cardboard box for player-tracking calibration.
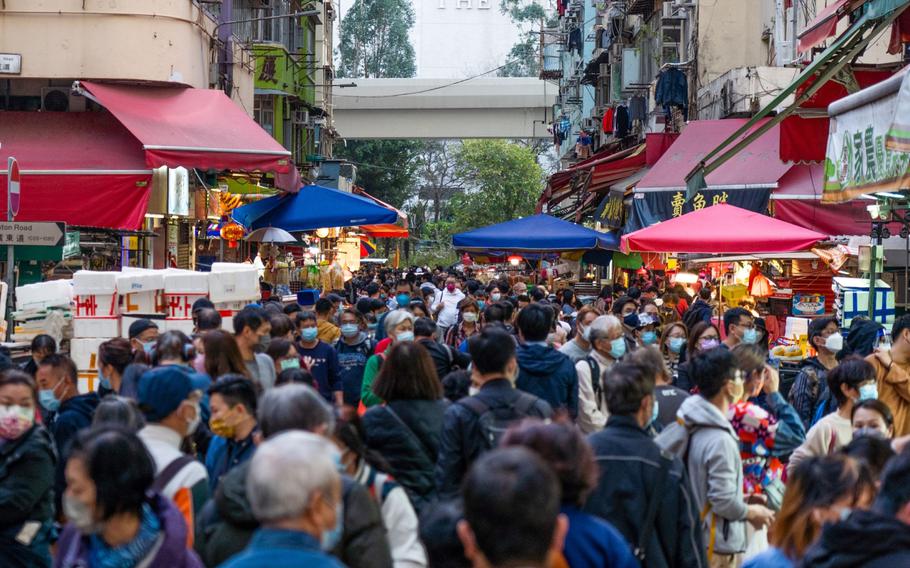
[73,317,120,339]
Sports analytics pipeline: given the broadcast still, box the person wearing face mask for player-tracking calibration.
[297,312,344,407]
[432,277,466,341]
[361,310,416,409]
[559,305,602,363]
[866,315,910,437]
[660,322,688,382]
[135,366,209,548]
[375,282,416,342]
[128,319,160,363]
[35,354,100,518]
[656,348,776,566]
[675,322,722,393]
[487,285,504,305]
[335,309,376,409]
[575,315,625,433]
[628,313,661,349]
[0,371,56,567]
[787,357,878,476]
[204,376,259,494]
[233,307,277,391]
[851,399,895,440]
[444,297,482,350]
[789,317,843,429]
[722,308,757,350]
[55,426,204,568]
[96,338,132,395]
[266,339,302,377]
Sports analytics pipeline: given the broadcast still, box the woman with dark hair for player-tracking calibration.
[0,370,56,567]
[21,334,56,378]
[444,297,481,349]
[852,398,894,439]
[54,427,204,567]
[675,321,721,392]
[334,413,427,568]
[97,338,132,394]
[743,455,875,568]
[265,338,300,376]
[202,330,250,381]
[267,313,294,341]
[92,395,144,432]
[659,322,688,382]
[502,421,637,568]
[362,341,447,513]
[841,435,895,482]
[275,367,316,388]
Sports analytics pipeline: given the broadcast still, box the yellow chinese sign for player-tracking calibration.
[668,190,728,217]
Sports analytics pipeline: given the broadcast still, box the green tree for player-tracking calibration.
[497,0,554,77]
[450,140,544,233]
[335,140,420,208]
[337,0,416,78]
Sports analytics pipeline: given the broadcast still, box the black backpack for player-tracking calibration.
[585,356,604,410]
[458,392,538,450]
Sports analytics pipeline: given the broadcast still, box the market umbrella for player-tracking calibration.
[621,203,827,254]
[231,184,399,232]
[244,227,297,243]
[453,214,619,254]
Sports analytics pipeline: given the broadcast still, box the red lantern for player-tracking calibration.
[220,222,244,249]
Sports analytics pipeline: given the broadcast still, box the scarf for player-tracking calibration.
[88,503,161,568]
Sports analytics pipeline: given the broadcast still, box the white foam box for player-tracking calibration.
[209,263,260,303]
[117,268,165,294]
[77,370,99,394]
[15,279,73,311]
[73,271,119,318]
[164,269,209,295]
[71,338,106,372]
[73,317,120,339]
[164,293,208,320]
[221,314,234,332]
[785,317,810,339]
[162,318,195,335]
[73,293,118,318]
[121,291,165,315]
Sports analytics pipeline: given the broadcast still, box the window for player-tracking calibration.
[254,95,275,135]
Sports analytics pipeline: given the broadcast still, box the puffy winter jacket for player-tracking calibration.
[516,344,578,418]
[802,509,910,567]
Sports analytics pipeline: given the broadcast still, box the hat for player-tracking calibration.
[625,313,658,329]
[128,318,159,340]
[297,289,319,307]
[191,297,215,314]
[137,366,195,422]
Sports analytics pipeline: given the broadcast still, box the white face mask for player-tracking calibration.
[63,495,101,534]
[468,386,480,396]
[824,332,844,353]
[463,312,478,323]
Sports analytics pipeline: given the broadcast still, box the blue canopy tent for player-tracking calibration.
[232,184,399,231]
[452,214,619,264]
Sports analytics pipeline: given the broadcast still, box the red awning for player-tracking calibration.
[588,145,647,193]
[0,112,152,229]
[78,81,291,174]
[798,0,850,52]
[621,203,828,254]
[636,120,791,192]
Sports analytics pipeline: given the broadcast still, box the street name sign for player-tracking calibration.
[0,222,65,247]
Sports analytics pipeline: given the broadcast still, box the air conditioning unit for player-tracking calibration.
[292,109,310,125]
[582,117,600,131]
[41,87,86,112]
[339,162,357,182]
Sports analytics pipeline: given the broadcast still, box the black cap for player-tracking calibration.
[191,297,216,314]
[128,318,159,340]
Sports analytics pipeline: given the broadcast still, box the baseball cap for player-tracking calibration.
[128,318,159,340]
[191,297,216,314]
[625,313,658,329]
[137,366,196,422]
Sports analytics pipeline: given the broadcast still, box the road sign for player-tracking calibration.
[7,157,19,218]
[0,221,65,247]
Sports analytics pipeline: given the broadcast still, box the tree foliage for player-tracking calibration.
[337,0,416,78]
[496,1,555,78]
[450,140,544,233]
[334,140,420,209]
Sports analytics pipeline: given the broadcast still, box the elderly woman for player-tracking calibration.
[575,315,626,433]
[219,431,345,568]
[361,309,416,408]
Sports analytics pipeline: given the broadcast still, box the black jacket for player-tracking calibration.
[197,462,392,568]
[416,338,470,381]
[585,415,706,568]
[49,392,100,514]
[435,379,552,498]
[515,344,578,418]
[682,299,713,331]
[802,509,910,567]
[362,399,447,512]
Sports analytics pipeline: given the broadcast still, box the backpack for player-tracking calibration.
[810,393,836,428]
[585,356,604,411]
[458,392,539,450]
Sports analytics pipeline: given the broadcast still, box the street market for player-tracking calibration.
[2,1,910,568]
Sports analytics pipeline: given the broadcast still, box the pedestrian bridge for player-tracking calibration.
[332,77,557,139]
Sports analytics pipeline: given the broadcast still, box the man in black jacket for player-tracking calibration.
[584,360,706,568]
[683,287,714,330]
[415,317,470,380]
[803,446,910,567]
[435,328,552,499]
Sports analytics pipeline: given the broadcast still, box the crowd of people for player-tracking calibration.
[2,264,910,567]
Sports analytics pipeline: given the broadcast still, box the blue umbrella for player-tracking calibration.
[232,184,399,231]
[453,214,619,253]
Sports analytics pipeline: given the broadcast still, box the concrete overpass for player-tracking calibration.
[332,77,557,139]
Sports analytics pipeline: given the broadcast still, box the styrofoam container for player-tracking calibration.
[162,318,195,335]
[221,314,234,332]
[214,301,245,312]
[117,269,165,293]
[71,337,106,371]
[73,317,120,339]
[72,271,118,295]
[785,317,810,340]
[209,264,260,303]
[165,293,208,320]
[164,269,209,294]
[73,294,118,318]
[15,280,73,311]
[77,371,99,394]
[121,291,164,315]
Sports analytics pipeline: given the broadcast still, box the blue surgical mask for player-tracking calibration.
[650,397,660,426]
[321,501,344,551]
[741,328,758,345]
[858,383,878,402]
[396,331,415,343]
[669,337,686,354]
[39,378,64,412]
[642,331,658,345]
[395,294,410,307]
[98,368,112,391]
[340,324,360,338]
[477,300,486,310]
[609,337,626,359]
[301,328,319,343]
[142,341,156,355]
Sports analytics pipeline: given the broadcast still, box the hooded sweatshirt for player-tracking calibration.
[802,509,910,567]
[516,343,579,418]
[656,395,748,555]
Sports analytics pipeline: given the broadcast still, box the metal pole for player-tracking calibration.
[5,158,13,341]
[869,221,880,319]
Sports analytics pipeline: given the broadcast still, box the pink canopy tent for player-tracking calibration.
[621,203,827,254]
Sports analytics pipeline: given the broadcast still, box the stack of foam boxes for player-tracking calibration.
[163,269,210,335]
[117,269,166,340]
[72,271,120,394]
[209,263,261,330]
[13,280,73,344]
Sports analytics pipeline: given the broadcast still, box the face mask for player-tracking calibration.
[669,337,686,354]
[98,367,112,391]
[0,404,34,439]
[468,386,480,396]
[446,284,456,292]
[581,325,592,342]
[340,324,360,338]
[38,377,65,413]
[256,334,271,353]
[192,353,206,374]
[476,300,486,310]
[142,341,156,355]
[395,294,410,307]
[209,415,237,439]
[281,358,301,371]
[491,293,502,302]
[185,401,201,435]
[650,398,659,426]
[320,501,344,552]
[396,331,415,343]
[301,328,319,343]
[824,332,844,353]
[858,383,878,402]
[380,293,387,300]
[63,495,100,534]
[463,312,478,323]
[367,323,378,332]
[741,328,758,345]
[609,337,626,359]
[699,338,720,351]
[642,331,658,345]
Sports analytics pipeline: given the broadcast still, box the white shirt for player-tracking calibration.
[433,289,465,328]
[575,350,612,434]
[138,424,208,502]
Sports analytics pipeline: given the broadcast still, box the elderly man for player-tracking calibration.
[219,431,345,568]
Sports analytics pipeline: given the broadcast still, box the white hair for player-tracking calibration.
[247,430,340,523]
[384,308,416,335]
[588,315,622,342]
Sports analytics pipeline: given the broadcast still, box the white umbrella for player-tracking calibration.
[245,227,298,243]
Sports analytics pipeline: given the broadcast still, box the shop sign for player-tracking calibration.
[0,54,21,74]
[625,188,771,233]
[167,167,190,216]
[823,86,910,202]
[792,293,825,317]
[0,221,65,247]
[594,188,625,230]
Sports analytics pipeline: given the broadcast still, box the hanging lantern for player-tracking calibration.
[315,227,330,238]
[220,222,244,249]
[507,255,523,266]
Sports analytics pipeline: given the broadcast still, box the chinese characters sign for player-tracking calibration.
[624,188,771,233]
[595,188,625,230]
